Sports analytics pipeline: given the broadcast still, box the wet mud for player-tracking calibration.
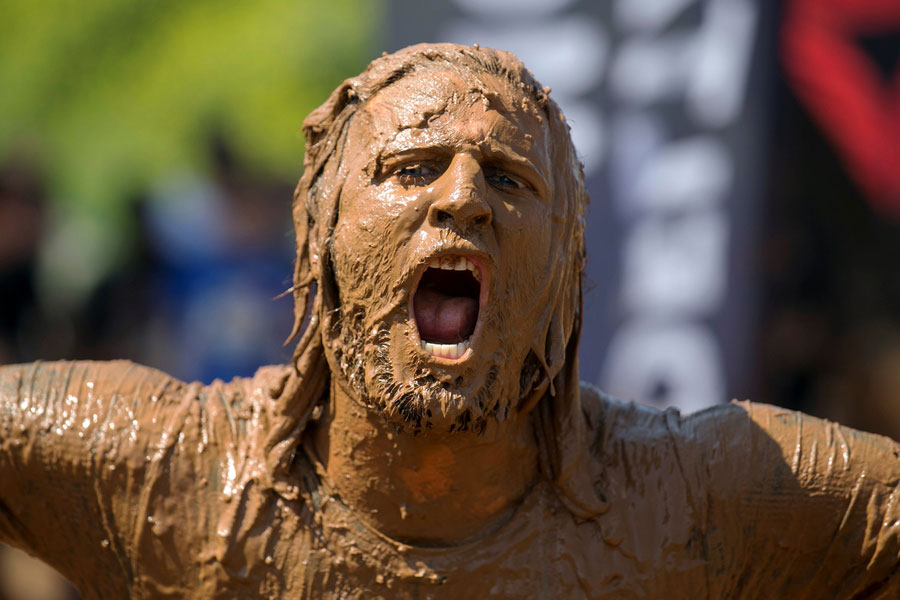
[2,44,900,598]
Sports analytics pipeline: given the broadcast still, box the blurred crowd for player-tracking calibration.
[0,139,295,380]
[0,142,295,600]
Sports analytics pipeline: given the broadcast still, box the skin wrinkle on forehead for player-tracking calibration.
[374,130,550,201]
[365,81,551,199]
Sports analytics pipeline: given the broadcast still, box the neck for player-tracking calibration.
[308,378,540,546]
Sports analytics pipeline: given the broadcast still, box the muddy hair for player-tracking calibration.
[265,43,606,520]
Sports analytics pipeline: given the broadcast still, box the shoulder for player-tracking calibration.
[579,381,815,454]
[577,384,900,595]
[577,383,806,495]
[579,381,759,450]
[728,399,900,490]
[0,359,184,399]
[0,358,295,473]
[580,383,900,512]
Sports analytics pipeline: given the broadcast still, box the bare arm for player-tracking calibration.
[0,360,203,598]
[589,388,900,598]
[696,402,900,598]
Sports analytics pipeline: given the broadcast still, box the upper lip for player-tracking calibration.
[404,245,492,294]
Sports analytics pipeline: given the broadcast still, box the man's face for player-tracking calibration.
[325,68,570,432]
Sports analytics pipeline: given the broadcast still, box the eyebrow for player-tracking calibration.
[376,137,550,197]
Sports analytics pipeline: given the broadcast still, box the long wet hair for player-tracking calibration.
[264,43,606,520]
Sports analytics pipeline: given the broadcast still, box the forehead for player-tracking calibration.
[352,68,552,172]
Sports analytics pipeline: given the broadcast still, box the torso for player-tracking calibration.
[185,381,716,599]
[206,443,710,599]
[5,361,898,599]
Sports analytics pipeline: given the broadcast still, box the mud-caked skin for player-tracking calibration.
[2,361,900,599]
[2,44,900,599]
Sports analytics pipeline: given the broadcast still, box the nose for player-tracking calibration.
[427,154,492,232]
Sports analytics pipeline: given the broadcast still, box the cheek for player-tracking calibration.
[494,200,556,275]
[331,186,428,303]
[343,173,429,238]
[331,220,394,305]
[492,201,567,345]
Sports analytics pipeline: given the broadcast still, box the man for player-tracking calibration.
[2,43,899,599]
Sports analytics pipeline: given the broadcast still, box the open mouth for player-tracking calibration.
[412,255,483,360]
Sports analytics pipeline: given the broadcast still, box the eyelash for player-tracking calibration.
[485,171,522,190]
[396,164,436,184]
[391,163,526,192]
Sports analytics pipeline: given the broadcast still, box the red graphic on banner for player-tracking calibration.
[782,0,900,217]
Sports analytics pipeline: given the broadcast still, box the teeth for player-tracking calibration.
[421,340,470,360]
[430,256,481,282]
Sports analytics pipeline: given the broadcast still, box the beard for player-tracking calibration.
[326,302,541,436]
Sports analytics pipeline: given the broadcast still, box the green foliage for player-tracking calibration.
[0,0,379,214]
[0,0,379,305]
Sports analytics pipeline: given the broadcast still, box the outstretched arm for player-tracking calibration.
[0,360,193,598]
[699,401,900,598]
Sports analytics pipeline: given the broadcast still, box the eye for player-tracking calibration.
[394,163,440,186]
[485,167,525,191]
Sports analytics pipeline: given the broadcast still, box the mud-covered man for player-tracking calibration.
[2,44,900,599]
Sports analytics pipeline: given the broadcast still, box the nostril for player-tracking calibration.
[436,210,452,224]
[474,214,490,228]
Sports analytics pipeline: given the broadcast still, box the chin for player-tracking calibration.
[327,307,511,435]
[325,245,545,434]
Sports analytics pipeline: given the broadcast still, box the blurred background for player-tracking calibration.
[0,0,898,597]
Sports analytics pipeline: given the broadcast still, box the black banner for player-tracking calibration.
[386,0,774,412]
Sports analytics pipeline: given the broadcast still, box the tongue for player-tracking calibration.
[414,287,478,343]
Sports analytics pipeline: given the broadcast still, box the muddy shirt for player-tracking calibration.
[1,360,899,599]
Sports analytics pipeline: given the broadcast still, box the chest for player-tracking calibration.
[242,492,711,599]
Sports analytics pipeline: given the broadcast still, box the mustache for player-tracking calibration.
[401,229,490,282]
